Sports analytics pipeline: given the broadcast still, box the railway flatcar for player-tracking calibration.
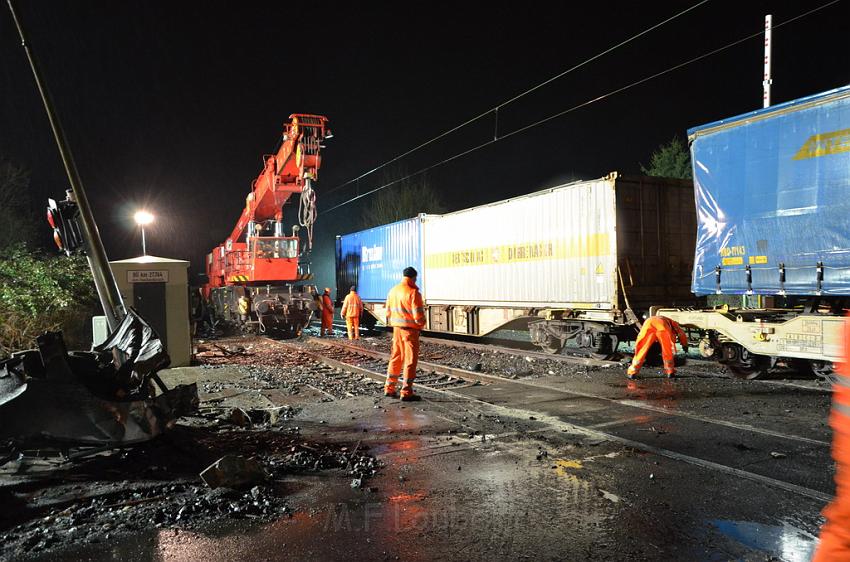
[659,84,850,380]
[336,172,698,357]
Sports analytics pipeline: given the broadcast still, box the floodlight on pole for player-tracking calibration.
[134,210,154,255]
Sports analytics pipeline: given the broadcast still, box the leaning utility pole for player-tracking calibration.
[6,0,126,331]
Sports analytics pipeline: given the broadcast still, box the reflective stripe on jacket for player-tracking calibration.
[385,278,426,329]
[341,291,363,318]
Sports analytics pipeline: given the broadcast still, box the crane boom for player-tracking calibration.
[227,114,328,244]
[203,114,331,337]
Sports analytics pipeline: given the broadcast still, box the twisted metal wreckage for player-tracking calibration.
[0,0,197,452]
[0,312,198,445]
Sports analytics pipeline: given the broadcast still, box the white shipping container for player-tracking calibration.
[422,177,619,309]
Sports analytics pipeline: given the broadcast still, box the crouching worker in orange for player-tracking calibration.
[341,286,363,340]
[383,267,426,401]
[627,315,688,379]
[814,316,850,561]
[320,288,335,336]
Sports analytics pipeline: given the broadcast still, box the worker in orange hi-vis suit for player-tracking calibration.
[320,288,335,336]
[627,315,688,379]
[340,286,364,340]
[384,267,426,401]
[814,316,850,561]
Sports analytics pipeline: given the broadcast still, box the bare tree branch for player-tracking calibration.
[360,167,446,228]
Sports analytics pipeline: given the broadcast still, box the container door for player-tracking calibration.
[133,282,168,347]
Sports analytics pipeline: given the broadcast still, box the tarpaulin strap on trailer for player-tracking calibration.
[617,266,641,329]
[715,267,722,294]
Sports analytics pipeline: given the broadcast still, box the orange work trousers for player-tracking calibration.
[321,312,334,335]
[385,327,420,397]
[628,318,676,376]
[815,412,850,560]
[345,316,360,340]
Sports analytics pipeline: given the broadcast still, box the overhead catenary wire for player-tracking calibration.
[322,0,843,215]
[323,0,711,198]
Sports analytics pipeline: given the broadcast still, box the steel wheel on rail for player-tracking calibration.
[540,335,564,355]
[725,345,772,380]
[575,327,618,360]
[589,333,619,361]
[810,360,838,384]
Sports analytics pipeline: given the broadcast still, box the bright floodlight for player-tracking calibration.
[134,210,154,225]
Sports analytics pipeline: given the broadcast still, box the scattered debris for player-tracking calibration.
[226,407,252,428]
[198,340,378,399]
[598,489,622,503]
[0,424,382,558]
[247,407,288,426]
[200,455,268,489]
[213,343,251,356]
[770,451,787,459]
[0,311,198,446]
[341,336,599,380]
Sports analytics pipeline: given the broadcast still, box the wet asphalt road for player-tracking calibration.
[25,332,835,561]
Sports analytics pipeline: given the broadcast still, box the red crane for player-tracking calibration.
[204,114,331,336]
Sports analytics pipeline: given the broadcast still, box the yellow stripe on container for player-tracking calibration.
[425,234,611,269]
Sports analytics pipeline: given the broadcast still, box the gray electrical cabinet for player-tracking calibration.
[109,255,192,367]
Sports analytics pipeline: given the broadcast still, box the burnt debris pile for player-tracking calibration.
[0,309,198,447]
[1,424,381,558]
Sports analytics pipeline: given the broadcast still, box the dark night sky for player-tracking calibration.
[1,1,848,288]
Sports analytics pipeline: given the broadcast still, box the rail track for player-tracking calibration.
[298,337,519,389]
[272,335,836,504]
[417,334,623,367]
[302,337,829,443]
[424,333,832,388]
[326,323,831,395]
[330,322,621,367]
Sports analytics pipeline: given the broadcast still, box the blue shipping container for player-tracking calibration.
[690,85,850,296]
[335,217,423,302]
